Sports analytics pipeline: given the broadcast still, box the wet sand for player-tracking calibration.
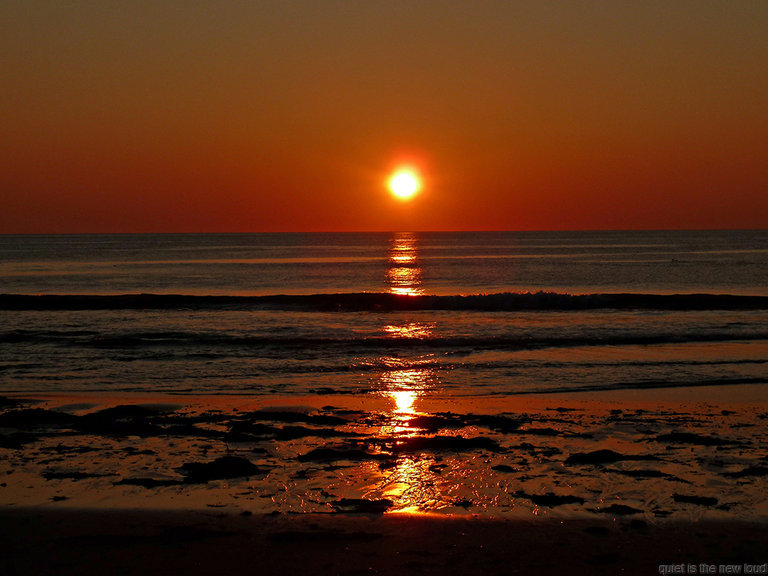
[1,389,767,574]
[2,507,766,576]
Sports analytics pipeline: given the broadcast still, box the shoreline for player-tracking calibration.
[4,378,768,409]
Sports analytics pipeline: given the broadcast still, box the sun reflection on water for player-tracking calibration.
[383,322,435,339]
[361,344,439,512]
[365,234,455,513]
[377,366,434,437]
[387,233,424,296]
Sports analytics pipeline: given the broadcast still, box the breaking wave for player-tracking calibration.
[3,291,768,311]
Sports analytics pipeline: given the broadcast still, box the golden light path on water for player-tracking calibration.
[370,234,505,515]
[370,233,446,513]
[370,366,442,514]
[386,233,424,296]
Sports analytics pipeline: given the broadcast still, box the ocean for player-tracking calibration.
[1,230,768,398]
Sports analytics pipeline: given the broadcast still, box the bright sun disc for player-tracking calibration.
[388,169,421,200]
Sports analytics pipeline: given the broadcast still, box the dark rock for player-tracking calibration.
[244,410,346,426]
[309,387,337,395]
[50,444,100,454]
[43,470,112,481]
[407,414,465,432]
[0,432,38,449]
[274,425,359,440]
[565,450,657,465]
[724,465,768,478]
[77,405,164,437]
[520,427,561,436]
[673,493,718,506]
[514,491,585,507]
[331,498,393,514]
[605,468,669,478]
[0,396,24,408]
[392,435,502,454]
[0,408,77,429]
[467,414,528,433]
[121,447,156,456]
[84,405,161,421]
[178,456,268,483]
[226,421,278,441]
[297,447,390,463]
[594,504,642,515]
[652,432,732,446]
[165,423,227,440]
[492,464,517,473]
[114,477,184,488]
[533,446,562,457]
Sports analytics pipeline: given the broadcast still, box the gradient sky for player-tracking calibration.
[2,1,767,233]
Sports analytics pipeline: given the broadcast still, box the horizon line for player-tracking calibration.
[1,227,767,236]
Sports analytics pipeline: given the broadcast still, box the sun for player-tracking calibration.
[388,168,421,200]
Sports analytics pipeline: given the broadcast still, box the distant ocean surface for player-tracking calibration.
[1,231,768,397]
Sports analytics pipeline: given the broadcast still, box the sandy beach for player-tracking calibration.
[2,507,767,576]
[2,388,767,574]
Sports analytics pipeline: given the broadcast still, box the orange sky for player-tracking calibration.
[2,2,767,233]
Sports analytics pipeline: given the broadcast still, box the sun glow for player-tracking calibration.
[388,168,421,200]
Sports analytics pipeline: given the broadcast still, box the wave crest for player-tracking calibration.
[2,291,768,311]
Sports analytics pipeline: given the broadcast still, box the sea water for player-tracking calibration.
[1,231,767,397]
